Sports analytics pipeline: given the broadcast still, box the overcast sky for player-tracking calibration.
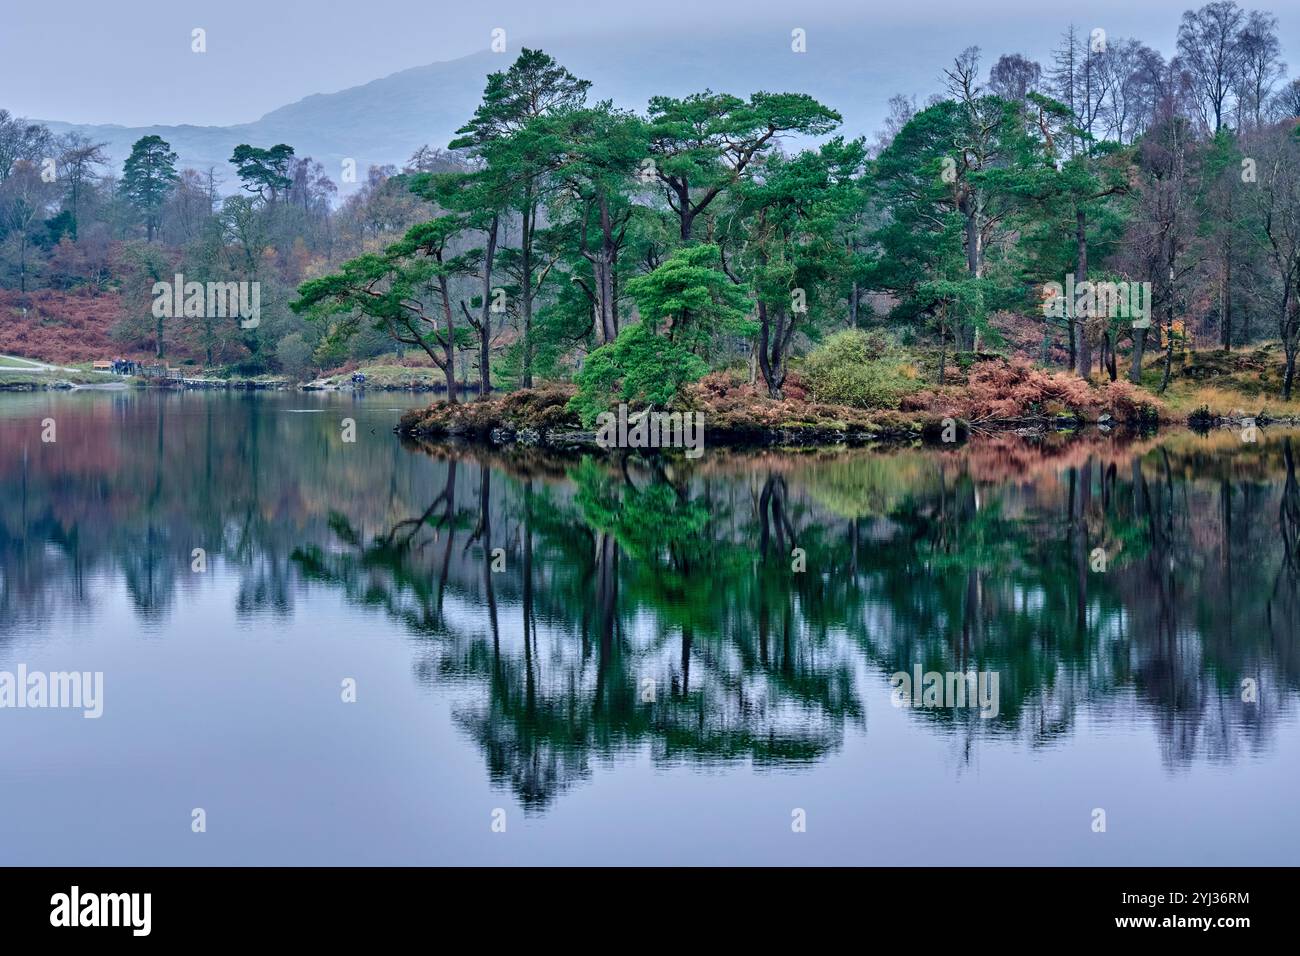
[3,0,1294,126]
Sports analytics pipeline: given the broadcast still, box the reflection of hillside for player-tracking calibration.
[3,395,1298,806]
[0,395,488,633]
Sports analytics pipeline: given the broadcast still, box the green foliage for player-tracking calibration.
[230,144,296,201]
[572,457,710,555]
[275,332,316,378]
[869,97,1038,349]
[291,213,472,365]
[802,330,922,409]
[646,89,842,239]
[721,136,869,392]
[118,135,178,238]
[312,325,351,369]
[450,48,591,149]
[623,243,752,350]
[569,321,708,426]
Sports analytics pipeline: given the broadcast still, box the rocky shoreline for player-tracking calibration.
[0,380,76,392]
[395,417,1176,452]
[392,386,1174,453]
[396,414,1300,455]
[1187,407,1300,430]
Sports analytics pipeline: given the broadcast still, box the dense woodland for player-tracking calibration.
[4,2,1300,412]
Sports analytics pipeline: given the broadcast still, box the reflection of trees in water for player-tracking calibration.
[375,460,866,809]
[306,441,1300,806]
[838,442,1297,768]
[1273,439,1300,635]
[0,394,437,633]
[3,396,1299,804]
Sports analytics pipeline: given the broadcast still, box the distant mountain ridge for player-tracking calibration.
[34,22,1125,195]
[40,50,501,195]
[36,25,971,194]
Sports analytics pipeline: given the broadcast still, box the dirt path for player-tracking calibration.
[0,354,86,373]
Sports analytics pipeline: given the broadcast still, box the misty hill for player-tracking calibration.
[38,26,979,194]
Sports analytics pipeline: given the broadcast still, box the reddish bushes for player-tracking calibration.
[681,370,919,437]
[0,289,154,364]
[902,358,1165,423]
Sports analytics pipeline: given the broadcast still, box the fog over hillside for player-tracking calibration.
[30,8,1283,195]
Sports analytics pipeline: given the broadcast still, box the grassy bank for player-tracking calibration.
[0,365,119,389]
[1134,344,1300,421]
[307,363,449,390]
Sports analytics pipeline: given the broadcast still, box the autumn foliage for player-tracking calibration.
[901,358,1166,423]
[0,289,152,364]
[680,371,924,438]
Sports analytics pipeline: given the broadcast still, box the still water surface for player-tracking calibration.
[1,390,1297,864]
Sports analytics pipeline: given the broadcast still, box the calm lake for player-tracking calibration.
[1,389,1297,865]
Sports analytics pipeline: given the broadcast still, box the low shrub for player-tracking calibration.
[802,330,922,409]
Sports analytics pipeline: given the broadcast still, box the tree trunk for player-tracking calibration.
[1129,326,1147,384]
[520,193,534,389]
[938,308,949,386]
[594,196,619,344]
[962,194,983,349]
[771,307,788,396]
[1075,207,1092,379]
[757,299,790,398]
[1159,296,1176,394]
[1285,344,1296,402]
[675,178,694,242]
[596,258,616,344]
[1221,240,1233,350]
[1279,287,1297,401]
[438,277,458,404]
[443,345,457,402]
[1067,312,1077,370]
[477,215,498,400]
